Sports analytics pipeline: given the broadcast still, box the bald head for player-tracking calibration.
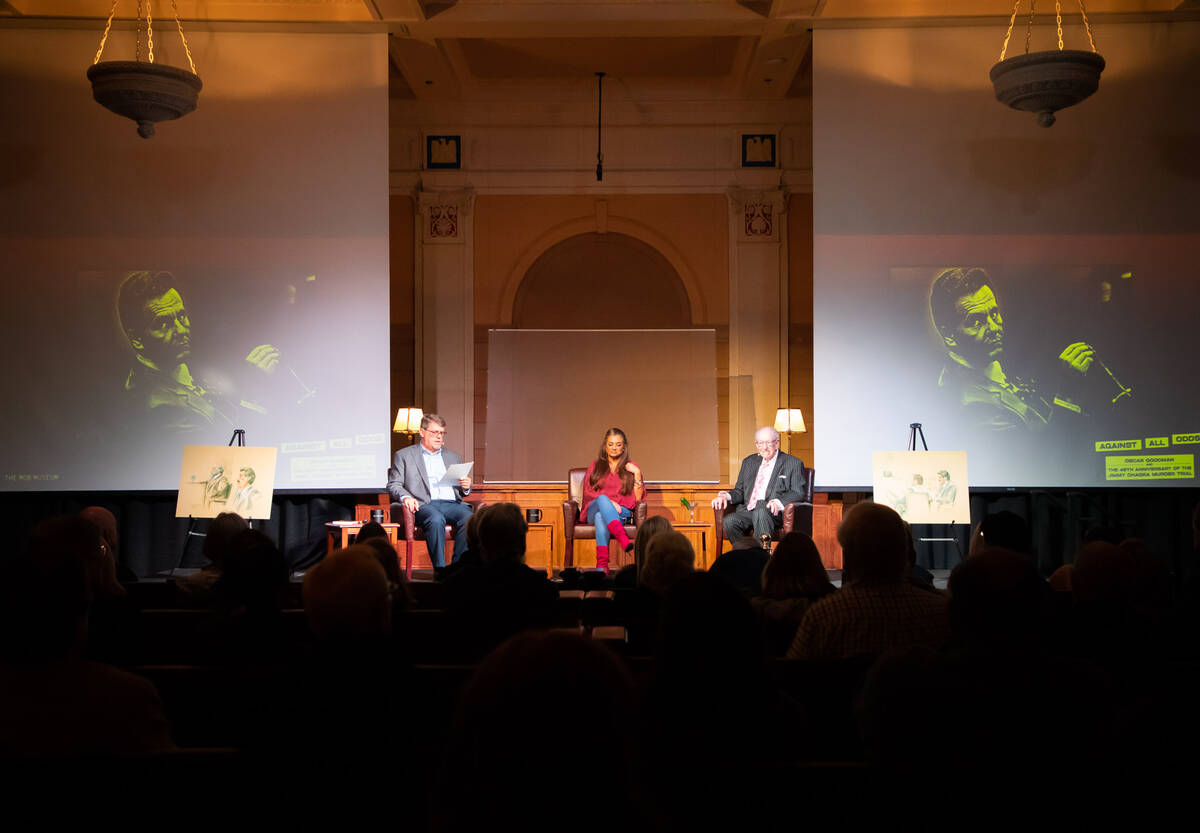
[838,502,909,585]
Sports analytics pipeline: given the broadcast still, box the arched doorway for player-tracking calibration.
[512,232,691,327]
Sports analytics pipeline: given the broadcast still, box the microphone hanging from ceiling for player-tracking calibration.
[595,71,605,181]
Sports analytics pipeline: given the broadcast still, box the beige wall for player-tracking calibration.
[787,193,815,469]
[389,195,416,460]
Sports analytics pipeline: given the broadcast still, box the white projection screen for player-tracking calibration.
[812,23,1200,489]
[485,330,719,482]
[0,29,389,491]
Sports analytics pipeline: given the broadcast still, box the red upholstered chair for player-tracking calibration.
[713,466,816,555]
[398,500,483,579]
[561,467,647,568]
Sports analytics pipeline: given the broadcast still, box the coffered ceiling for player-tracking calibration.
[4,0,1194,100]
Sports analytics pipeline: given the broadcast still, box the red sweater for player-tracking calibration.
[580,460,640,519]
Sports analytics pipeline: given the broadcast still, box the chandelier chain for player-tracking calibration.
[92,0,119,64]
[171,0,197,74]
[1078,0,1098,52]
[999,0,1021,61]
[135,0,142,63]
[1056,1,1064,50]
[1024,0,1037,55]
[146,1,155,64]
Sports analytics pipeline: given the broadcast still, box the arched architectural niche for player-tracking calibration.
[496,215,708,325]
[513,232,691,328]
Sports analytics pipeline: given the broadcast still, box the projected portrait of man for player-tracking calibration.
[928,267,1109,431]
[232,466,262,516]
[117,271,284,433]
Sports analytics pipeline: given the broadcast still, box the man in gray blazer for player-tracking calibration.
[711,425,807,540]
[387,413,473,568]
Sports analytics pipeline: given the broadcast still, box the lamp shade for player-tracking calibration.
[393,407,423,433]
[774,408,807,434]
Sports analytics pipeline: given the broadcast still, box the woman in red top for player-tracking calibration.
[581,427,646,573]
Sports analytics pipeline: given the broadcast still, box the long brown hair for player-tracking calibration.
[588,427,634,494]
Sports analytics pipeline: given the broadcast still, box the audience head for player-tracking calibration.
[949,546,1046,652]
[204,512,249,570]
[361,537,412,611]
[78,506,125,599]
[639,530,695,596]
[439,631,636,829]
[901,521,918,568]
[969,511,1033,558]
[632,514,672,574]
[477,502,528,565]
[710,537,771,597]
[1047,563,1074,593]
[1071,541,1136,605]
[1118,538,1172,610]
[5,516,100,660]
[79,506,118,554]
[465,504,489,557]
[215,528,288,614]
[303,545,392,639]
[838,501,908,586]
[657,571,764,679]
[730,535,766,551]
[1082,525,1123,547]
[355,521,387,543]
[760,532,833,599]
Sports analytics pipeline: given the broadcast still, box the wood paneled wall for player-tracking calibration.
[394,484,842,573]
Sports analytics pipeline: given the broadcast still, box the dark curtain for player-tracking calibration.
[902,488,1198,578]
[0,491,366,577]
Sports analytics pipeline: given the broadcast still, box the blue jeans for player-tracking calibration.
[414,499,473,568]
[587,495,632,545]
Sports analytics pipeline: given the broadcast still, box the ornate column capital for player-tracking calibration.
[417,187,476,244]
[726,186,788,243]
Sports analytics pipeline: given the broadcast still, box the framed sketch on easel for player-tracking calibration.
[872,450,970,525]
[176,445,279,520]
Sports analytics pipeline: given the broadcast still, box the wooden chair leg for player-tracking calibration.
[405,540,414,580]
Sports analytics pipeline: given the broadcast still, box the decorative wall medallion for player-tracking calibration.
[744,203,772,237]
[741,133,776,168]
[430,205,458,238]
[426,135,461,169]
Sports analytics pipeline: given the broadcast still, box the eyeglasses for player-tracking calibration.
[424,428,446,437]
[754,439,779,447]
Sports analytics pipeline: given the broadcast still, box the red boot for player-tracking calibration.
[595,542,610,573]
[607,519,633,552]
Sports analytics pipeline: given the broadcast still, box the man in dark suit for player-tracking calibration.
[387,413,473,568]
[711,426,807,540]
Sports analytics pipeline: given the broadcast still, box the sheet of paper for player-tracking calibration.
[438,461,474,485]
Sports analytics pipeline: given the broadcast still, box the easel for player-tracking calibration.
[172,428,247,575]
[906,422,964,564]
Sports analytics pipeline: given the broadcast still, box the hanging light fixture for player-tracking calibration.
[989,1,1104,127]
[87,0,202,138]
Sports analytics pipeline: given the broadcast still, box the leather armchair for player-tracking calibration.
[562,467,648,568]
[713,466,815,554]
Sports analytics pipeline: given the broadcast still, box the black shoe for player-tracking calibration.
[624,541,634,553]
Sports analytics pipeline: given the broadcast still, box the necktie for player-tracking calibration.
[747,458,772,510]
